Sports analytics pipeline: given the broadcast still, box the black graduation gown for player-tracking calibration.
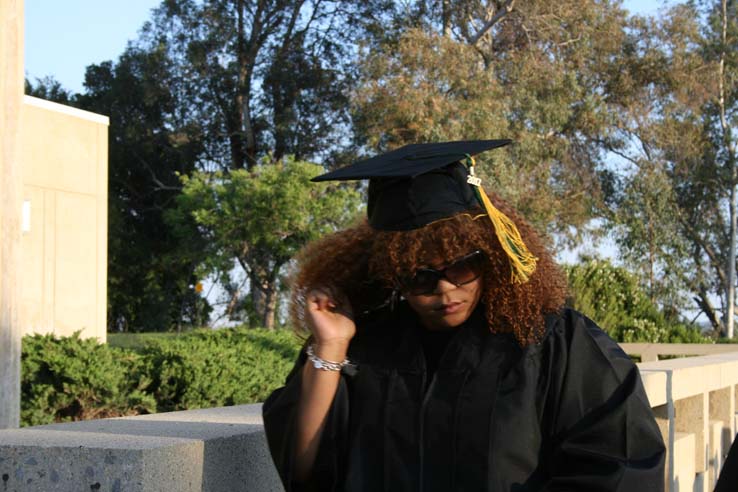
[263,306,665,491]
[715,438,738,492]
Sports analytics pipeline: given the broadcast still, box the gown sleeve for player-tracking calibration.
[262,347,350,492]
[540,310,666,491]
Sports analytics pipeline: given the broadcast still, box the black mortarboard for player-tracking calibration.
[313,139,510,230]
[312,139,538,283]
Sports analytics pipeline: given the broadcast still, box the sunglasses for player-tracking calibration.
[400,250,485,296]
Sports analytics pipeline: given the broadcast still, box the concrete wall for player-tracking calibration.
[19,96,109,342]
[0,0,25,429]
[0,404,282,492]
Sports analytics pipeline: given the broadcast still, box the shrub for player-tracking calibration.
[21,333,156,426]
[21,328,303,426]
[142,328,301,411]
[565,259,708,343]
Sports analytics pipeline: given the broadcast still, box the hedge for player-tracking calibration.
[21,328,302,427]
[565,259,709,344]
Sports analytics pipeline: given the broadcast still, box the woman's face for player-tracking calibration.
[402,253,484,331]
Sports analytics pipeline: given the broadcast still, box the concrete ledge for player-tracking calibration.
[0,404,282,492]
[638,352,738,401]
[639,370,668,406]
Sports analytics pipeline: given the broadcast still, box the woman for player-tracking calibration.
[263,140,665,491]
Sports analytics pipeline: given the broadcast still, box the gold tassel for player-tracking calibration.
[466,156,538,283]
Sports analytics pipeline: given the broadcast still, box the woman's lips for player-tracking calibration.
[437,302,463,315]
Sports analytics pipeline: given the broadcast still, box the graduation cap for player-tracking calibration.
[312,140,537,283]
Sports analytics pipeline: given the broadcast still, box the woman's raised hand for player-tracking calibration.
[305,287,356,352]
[294,287,355,481]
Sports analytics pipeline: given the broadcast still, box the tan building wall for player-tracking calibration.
[20,95,109,342]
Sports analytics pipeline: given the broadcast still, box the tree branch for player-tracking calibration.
[468,0,516,46]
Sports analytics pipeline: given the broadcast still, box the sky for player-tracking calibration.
[25,0,161,93]
[25,0,677,95]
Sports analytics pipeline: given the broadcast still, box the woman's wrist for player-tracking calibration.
[306,344,350,372]
[311,339,350,362]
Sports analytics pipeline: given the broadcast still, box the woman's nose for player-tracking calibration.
[434,277,458,294]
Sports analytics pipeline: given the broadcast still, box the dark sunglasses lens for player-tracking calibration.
[407,270,441,295]
[445,254,483,285]
[404,252,483,295]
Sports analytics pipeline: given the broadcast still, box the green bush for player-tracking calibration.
[565,259,708,343]
[21,328,302,426]
[142,328,301,411]
[21,333,156,426]
[107,332,182,351]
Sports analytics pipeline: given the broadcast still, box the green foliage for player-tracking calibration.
[142,329,301,412]
[25,76,73,104]
[20,329,301,426]
[168,158,362,327]
[605,1,738,335]
[75,46,208,332]
[565,259,708,343]
[21,333,156,426]
[107,332,183,352]
[144,0,375,167]
[352,0,633,237]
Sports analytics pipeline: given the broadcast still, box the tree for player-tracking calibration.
[76,46,208,332]
[612,163,691,315]
[120,1,395,327]
[168,158,361,329]
[351,0,633,238]
[606,1,738,336]
[25,76,73,105]
[140,0,393,170]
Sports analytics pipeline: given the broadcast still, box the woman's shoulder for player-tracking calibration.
[544,307,625,347]
[532,308,639,391]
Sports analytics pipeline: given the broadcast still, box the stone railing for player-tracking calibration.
[621,342,738,363]
[637,350,738,492]
[2,346,738,491]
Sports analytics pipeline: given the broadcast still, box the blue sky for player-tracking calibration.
[25,1,675,95]
[25,0,161,93]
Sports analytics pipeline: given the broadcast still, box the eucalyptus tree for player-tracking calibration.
[606,1,738,335]
[351,0,632,238]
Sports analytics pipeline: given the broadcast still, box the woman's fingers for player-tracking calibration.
[307,287,347,312]
[305,287,355,333]
[307,288,336,311]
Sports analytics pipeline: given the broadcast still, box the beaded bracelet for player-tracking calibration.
[306,344,350,372]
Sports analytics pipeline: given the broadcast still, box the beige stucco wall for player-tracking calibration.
[20,95,109,342]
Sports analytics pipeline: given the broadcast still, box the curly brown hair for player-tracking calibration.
[289,192,567,346]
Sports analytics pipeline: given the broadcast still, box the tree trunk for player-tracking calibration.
[695,287,721,334]
[720,0,736,338]
[249,284,263,328]
[249,277,278,329]
[441,0,451,37]
[261,285,278,330]
[236,0,257,169]
[728,182,736,338]
[648,212,655,302]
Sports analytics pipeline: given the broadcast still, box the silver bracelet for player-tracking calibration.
[306,344,350,371]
